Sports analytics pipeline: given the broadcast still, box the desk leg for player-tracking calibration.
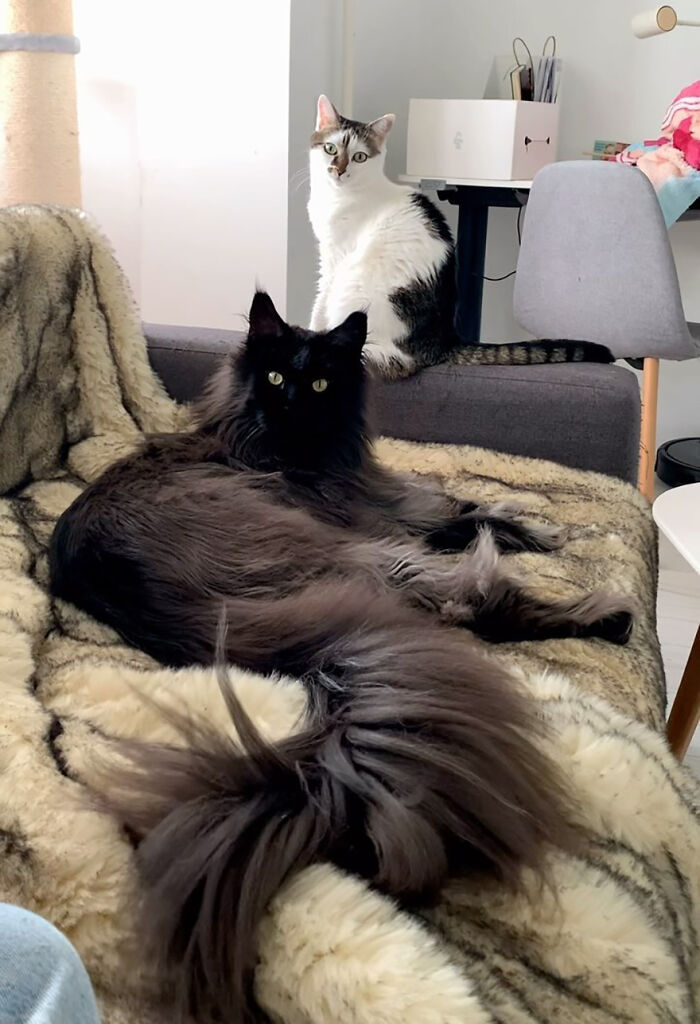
[667,623,700,761]
[454,204,488,344]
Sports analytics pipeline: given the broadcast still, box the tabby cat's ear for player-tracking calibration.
[247,291,285,341]
[316,94,339,131]
[327,310,367,355]
[367,113,395,144]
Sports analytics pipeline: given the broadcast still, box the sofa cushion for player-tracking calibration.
[370,360,641,482]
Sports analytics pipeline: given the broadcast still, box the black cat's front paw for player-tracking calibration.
[481,515,566,554]
[428,509,567,555]
[587,609,635,646]
[572,591,636,645]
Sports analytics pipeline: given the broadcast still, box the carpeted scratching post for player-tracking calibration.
[0,0,81,207]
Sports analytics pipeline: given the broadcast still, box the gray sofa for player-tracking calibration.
[144,159,700,488]
[145,323,641,483]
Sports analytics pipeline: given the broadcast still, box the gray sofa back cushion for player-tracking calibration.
[144,324,640,483]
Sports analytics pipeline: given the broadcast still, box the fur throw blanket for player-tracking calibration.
[0,205,699,1024]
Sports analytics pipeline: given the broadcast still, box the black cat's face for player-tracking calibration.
[238,292,367,460]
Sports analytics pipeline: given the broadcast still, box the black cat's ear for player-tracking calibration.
[248,291,285,341]
[327,310,367,355]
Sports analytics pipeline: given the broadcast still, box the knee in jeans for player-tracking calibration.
[0,903,99,1024]
[2,905,81,968]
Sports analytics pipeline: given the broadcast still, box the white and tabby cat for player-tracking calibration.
[308,95,611,377]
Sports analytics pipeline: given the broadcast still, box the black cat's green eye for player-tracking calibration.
[352,152,368,163]
[312,378,328,393]
[324,142,338,156]
[267,371,284,386]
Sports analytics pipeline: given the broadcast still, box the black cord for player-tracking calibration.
[481,269,517,281]
[478,204,523,282]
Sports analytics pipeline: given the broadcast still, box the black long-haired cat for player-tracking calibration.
[50,293,632,1024]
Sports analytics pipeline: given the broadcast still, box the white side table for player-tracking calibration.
[653,482,700,760]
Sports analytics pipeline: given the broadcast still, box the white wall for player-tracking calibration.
[76,0,699,447]
[287,0,343,324]
[75,6,142,303]
[76,0,291,329]
[291,0,699,445]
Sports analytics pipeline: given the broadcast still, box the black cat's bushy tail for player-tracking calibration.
[100,613,577,1024]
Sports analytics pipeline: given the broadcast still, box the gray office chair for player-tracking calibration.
[514,159,700,498]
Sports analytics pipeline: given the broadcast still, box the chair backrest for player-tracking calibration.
[513,160,700,360]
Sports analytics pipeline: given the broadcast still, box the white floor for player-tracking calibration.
[657,530,700,776]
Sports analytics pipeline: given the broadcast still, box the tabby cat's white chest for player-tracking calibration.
[307,150,453,373]
[308,189,380,261]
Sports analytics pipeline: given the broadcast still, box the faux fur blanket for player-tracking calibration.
[1,205,699,1024]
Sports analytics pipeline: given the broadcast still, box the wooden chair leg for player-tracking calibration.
[638,357,659,500]
[667,624,700,760]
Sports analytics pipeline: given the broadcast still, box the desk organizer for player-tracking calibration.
[406,98,560,181]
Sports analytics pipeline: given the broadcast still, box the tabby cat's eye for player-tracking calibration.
[324,142,338,155]
[312,378,328,393]
[267,370,284,386]
[352,151,368,163]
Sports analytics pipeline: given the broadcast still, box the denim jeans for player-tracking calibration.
[0,904,101,1023]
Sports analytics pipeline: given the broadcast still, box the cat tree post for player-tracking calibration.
[0,0,81,207]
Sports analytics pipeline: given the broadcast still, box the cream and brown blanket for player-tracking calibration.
[0,205,699,1024]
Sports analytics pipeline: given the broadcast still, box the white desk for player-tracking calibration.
[653,482,700,759]
[400,174,532,190]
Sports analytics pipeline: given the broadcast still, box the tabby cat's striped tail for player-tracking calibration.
[449,340,613,366]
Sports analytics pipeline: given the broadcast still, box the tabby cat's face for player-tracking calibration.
[239,292,367,458]
[310,94,395,188]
